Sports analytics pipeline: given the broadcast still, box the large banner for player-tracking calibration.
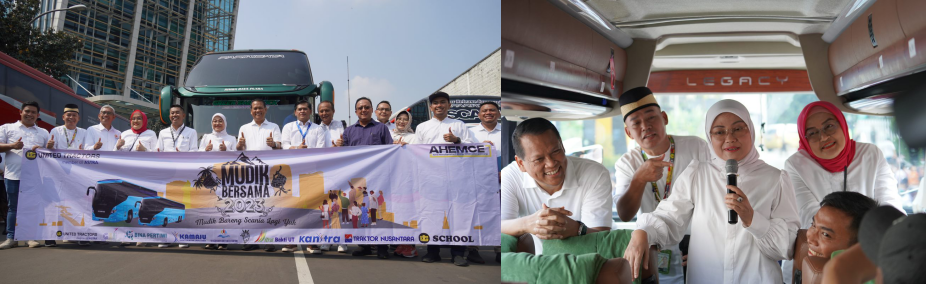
[16,144,500,246]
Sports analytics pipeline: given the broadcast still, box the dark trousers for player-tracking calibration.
[427,245,465,258]
[370,209,377,221]
[341,209,349,223]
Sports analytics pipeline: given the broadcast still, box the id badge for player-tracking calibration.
[657,249,671,275]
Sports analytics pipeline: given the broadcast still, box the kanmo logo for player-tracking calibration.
[344,234,353,243]
[428,145,492,158]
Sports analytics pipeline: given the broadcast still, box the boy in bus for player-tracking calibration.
[280,100,324,253]
[375,101,395,131]
[0,101,50,249]
[237,98,281,252]
[155,105,198,248]
[612,87,712,284]
[47,104,89,246]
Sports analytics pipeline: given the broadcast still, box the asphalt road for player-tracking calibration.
[0,239,500,283]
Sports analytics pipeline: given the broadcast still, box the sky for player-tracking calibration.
[234,0,500,123]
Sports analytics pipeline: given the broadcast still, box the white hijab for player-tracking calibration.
[211,113,228,136]
[704,99,764,175]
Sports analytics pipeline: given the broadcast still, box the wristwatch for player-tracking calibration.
[577,220,588,236]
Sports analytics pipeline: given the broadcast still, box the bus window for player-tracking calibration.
[139,198,186,227]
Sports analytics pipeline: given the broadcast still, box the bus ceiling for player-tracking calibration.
[502,0,926,120]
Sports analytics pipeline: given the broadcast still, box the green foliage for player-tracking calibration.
[0,0,81,77]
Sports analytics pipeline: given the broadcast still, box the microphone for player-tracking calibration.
[725,159,738,224]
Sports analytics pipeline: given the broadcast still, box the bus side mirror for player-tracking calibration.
[135,201,142,209]
[318,81,334,108]
[86,186,95,196]
[159,86,176,126]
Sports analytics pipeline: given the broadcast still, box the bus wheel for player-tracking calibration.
[126,211,133,223]
[178,216,182,223]
[163,218,168,227]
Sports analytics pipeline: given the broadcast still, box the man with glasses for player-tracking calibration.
[375,101,395,131]
[467,101,502,264]
[336,97,393,259]
[84,105,126,245]
[612,87,711,284]
[155,105,198,249]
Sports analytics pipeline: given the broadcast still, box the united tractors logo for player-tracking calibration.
[56,231,63,237]
[418,233,430,244]
[25,150,37,160]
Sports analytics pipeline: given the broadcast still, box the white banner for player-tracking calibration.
[15,144,500,246]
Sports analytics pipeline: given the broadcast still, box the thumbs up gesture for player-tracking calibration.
[334,134,344,147]
[393,136,407,146]
[93,138,103,150]
[46,135,55,149]
[299,138,308,149]
[265,132,276,148]
[205,139,213,151]
[219,140,227,151]
[443,127,459,143]
[115,137,125,150]
[136,141,147,152]
[12,137,24,150]
[237,135,246,150]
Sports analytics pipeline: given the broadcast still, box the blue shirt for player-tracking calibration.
[342,120,393,146]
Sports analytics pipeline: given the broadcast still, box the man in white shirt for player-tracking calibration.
[45,104,89,247]
[467,100,502,264]
[155,105,198,248]
[613,87,711,284]
[318,101,344,149]
[375,101,395,131]
[84,105,121,151]
[237,99,280,252]
[415,92,478,267]
[501,117,613,255]
[0,101,50,249]
[280,100,323,254]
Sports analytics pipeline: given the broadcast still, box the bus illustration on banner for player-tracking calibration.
[86,179,158,223]
[138,198,186,227]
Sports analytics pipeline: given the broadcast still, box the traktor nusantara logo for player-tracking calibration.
[418,233,430,244]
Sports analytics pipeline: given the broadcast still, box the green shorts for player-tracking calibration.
[500,230,638,284]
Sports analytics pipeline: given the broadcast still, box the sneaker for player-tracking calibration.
[337,245,348,253]
[178,244,189,248]
[400,246,418,258]
[467,248,486,264]
[351,246,374,257]
[421,252,441,263]
[453,256,470,267]
[204,244,217,250]
[307,245,322,254]
[264,245,276,252]
[282,245,296,252]
[136,242,148,247]
[393,245,408,257]
[0,239,17,249]
[217,244,228,250]
[77,241,90,246]
[242,245,259,251]
[27,240,41,248]
[320,244,331,251]
[158,243,170,248]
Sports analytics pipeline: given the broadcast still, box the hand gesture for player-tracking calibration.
[394,136,408,146]
[265,132,275,148]
[46,135,55,149]
[205,140,213,151]
[299,139,308,149]
[93,138,103,150]
[443,127,458,143]
[633,153,673,183]
[483,140,494,146]
[334,134,344,147]
[136,141,147,152]
[528,204,573,240]
[623,230,651,280]
[237,135,246,150]
[219,141,227,151]
[724,185,754,227]
[115,138,125,150]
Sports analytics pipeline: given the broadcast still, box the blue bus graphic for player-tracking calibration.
[86,179,158,223]
[138,197,186,227]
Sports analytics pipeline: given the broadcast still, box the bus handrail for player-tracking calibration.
[86,186,95,196]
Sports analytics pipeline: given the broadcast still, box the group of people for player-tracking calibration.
[500,86,914,284]
[0,91,503,268]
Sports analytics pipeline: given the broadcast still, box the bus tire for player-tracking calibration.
[163,218,168,227]
[178,216,182,223]
[126,210,133,223]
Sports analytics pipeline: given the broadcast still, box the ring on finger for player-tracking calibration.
[736,196,743,203]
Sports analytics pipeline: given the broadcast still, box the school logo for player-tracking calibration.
[25,150,37,160]
[344,234,353,243]
[56,231,63,237]
[418,233,430,244]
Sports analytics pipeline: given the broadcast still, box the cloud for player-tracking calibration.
[341,76,397,106]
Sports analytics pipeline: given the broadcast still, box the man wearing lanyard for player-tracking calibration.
[47,104,89,246]
[237,98,282,252]
[0,101,50,249]
[155,105,198,248]
[336,97,393,260]
[280,100,324,253]
[612,87,712,284]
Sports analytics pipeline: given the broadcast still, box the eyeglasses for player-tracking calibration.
[710,126,749,139]
[357,106,372,110]
[376,108,391,112]
[804,123,840,142]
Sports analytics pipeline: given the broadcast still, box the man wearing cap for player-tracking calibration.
[155,105,198,249]
[415,92,477,266]
[612,87,711,284]
[46,104,90,246]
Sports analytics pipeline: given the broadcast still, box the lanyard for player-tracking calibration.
[64,128,77,148]
[640,136,676,203]
[297,121,310,142]
[170,125,186,149]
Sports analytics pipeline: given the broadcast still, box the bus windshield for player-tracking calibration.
[184,51,313,87]
[188,96,304,137]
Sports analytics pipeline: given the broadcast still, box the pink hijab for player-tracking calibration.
[797,101,856,173]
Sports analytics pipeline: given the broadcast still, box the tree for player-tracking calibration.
[0,0,80,77]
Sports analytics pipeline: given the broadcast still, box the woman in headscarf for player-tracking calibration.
[114,110,157,152]
[622,99,799,284]
[391,110,416,144]
[199,113,235,152]
[784,101,903,228]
